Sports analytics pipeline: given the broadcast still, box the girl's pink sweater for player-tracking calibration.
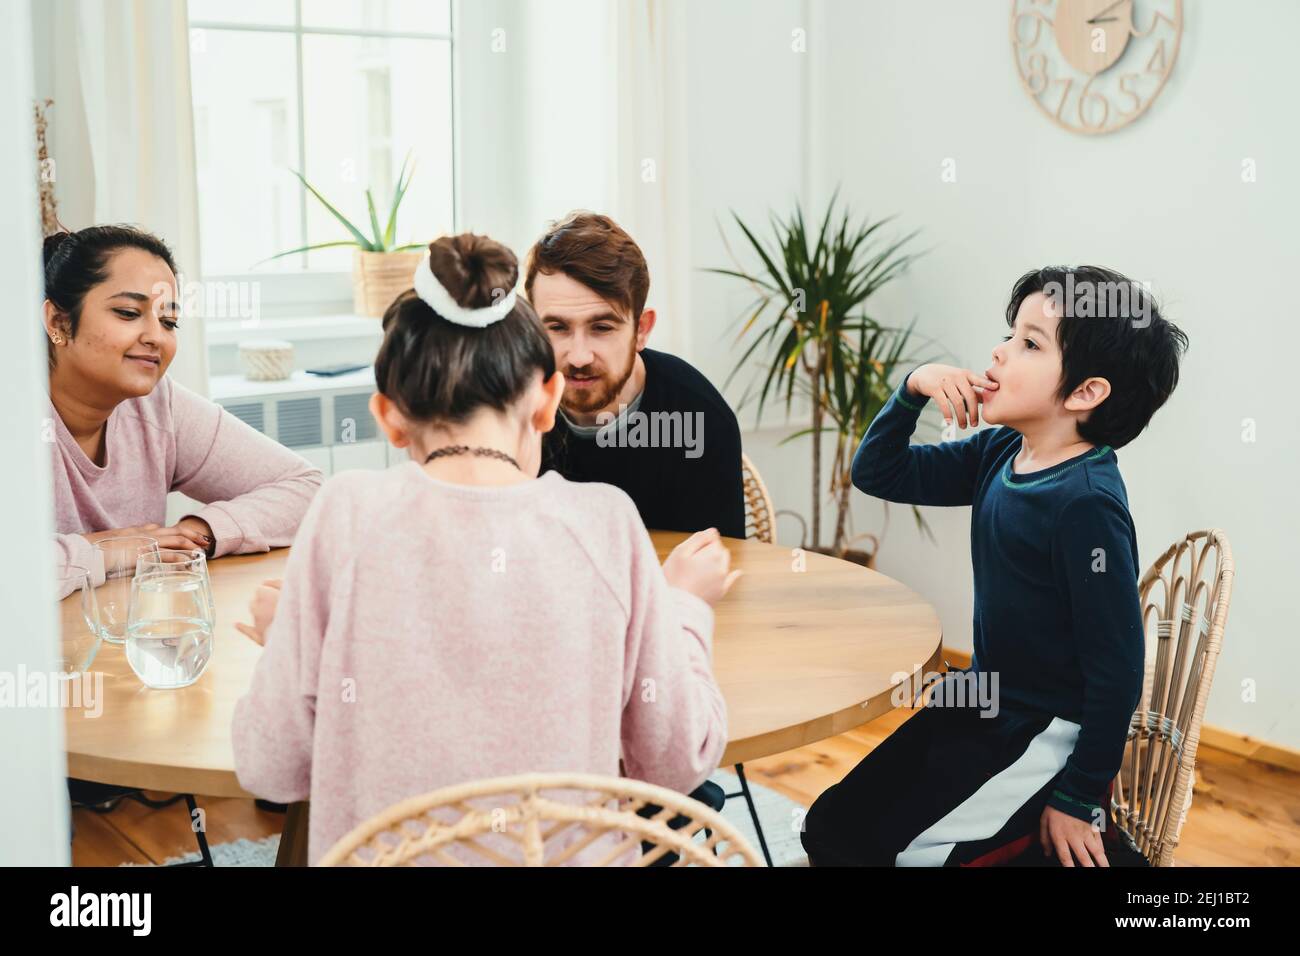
[231,463,728,864]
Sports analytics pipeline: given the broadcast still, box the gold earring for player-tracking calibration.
[51,334,63,345]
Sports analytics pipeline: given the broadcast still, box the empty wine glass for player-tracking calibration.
[125,567,214,689]
[136,548,215,625]
[56,564,101,677]
[93,535,159,644]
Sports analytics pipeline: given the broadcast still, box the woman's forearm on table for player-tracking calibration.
[169,379,323,556]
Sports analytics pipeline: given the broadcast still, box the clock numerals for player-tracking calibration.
[1116,72,1143,115]
[1146,38,1166,73]
[1131,6,1177,38]
[1026,52,1050,95]
[1078,74,1110,130]
[1051,77,1074,120]
[1013,9,1053,47]
[1011,0,1183,135]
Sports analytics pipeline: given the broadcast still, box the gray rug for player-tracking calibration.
[138,771,810,867]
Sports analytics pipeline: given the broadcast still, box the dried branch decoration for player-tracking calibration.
[33,98,59,236]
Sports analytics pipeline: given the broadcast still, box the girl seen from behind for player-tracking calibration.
[232,233,738,864]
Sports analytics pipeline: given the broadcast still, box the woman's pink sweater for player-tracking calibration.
[49,376,322,589]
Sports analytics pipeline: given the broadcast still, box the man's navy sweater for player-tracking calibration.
[541,348,746,539]
[853,369,1144,822]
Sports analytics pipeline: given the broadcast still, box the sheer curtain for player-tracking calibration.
[611,0,693,361]
[43,0,208,393]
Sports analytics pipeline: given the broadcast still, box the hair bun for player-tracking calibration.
[43,231,74,267]
[426,233,519,312]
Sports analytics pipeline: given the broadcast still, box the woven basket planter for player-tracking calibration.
[353,249,423,318]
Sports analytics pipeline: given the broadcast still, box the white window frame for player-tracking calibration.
[188,1,457,322]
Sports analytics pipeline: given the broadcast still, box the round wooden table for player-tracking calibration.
[64,531,942,800]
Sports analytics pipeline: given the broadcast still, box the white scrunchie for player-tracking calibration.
[412,252,517,328]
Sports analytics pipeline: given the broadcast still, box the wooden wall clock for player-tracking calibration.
[1010,0,1183,134]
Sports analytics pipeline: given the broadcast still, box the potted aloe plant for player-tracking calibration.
[710,191,938,566]
[257,153,424,317]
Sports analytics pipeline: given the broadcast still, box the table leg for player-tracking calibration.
[275,801,310,867]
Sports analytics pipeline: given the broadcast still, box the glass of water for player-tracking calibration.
[94,535,160,644]
[136,548,216,626]
[56,564,102,677]
[125,569,214,689]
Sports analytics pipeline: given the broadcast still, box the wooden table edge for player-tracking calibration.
[65,753,254,800]
[719,639,944,765]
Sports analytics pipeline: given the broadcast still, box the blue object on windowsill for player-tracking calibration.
[305,363,370,377]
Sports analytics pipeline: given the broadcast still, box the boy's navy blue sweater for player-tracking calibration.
[853,369,1144,822]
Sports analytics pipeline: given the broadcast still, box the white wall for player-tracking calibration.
[0,0,71,865]
[796,0,1298,749]
[456,0,616,262]
[673,0,846,571]
[683,0,811,390]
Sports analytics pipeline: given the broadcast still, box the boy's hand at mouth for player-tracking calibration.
[907,364,999,429]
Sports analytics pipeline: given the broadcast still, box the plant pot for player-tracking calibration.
[352,249,423,318]
[838,548,877,570]
[809,538,878,570]
[781,511,880,570]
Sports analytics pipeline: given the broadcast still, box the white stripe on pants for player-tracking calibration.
[895,716,1081,867]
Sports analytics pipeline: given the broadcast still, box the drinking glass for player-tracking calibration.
[93,535,160,644]
[56,564,101,677]
[125,568,214,689]
[136,548,216,626]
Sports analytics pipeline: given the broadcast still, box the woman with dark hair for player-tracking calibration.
[231,233,737,865]
[43,225,322,595]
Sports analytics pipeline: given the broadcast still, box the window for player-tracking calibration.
[187,0,455,311]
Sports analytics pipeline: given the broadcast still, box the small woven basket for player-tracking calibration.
[353,249,423,318]
[238,339,294,381]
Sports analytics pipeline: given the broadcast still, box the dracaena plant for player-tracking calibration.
[709,191,936,554]
[255,152,424,265]
[798,315,939,553]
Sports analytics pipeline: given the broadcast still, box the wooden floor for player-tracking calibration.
[72,705,1300,866]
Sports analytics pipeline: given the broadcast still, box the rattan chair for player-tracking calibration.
[318,772,763,867]
[728,452,780,866]
[741,452,776,544]
[1111,529,1235,867]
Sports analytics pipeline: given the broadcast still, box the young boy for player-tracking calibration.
[801,265,1188,867]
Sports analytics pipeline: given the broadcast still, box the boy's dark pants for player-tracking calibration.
[801,686,1147,867]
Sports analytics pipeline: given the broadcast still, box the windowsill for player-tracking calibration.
[209,366,377,402]
[206,317,807,437]
[205,313,384,346]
